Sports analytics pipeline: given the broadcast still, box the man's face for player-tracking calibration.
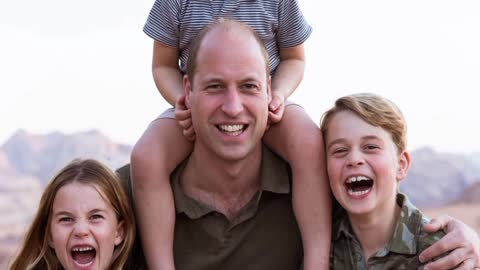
[185,28,271,162]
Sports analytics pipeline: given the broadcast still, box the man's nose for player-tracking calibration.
[221,87,243,116]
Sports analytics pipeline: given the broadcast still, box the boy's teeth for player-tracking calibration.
[347,189,371,196]
[346,176,370,183]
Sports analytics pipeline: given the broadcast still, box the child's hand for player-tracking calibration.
[175,95,195,141]
[268,92,286,124]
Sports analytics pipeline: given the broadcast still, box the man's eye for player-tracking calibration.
[207,84,223,90]
[242,83,259,91]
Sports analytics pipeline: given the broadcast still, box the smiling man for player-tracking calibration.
[118,19,480,270]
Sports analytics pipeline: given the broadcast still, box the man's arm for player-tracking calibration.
[420,215,480,270]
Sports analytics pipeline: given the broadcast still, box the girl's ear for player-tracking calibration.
[396,150,412,182]
[114,221,125,246]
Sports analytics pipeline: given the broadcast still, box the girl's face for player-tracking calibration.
[49,182,124,270]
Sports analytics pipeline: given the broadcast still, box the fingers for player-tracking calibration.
[450,259,477,270]
[175,107,191,121]
[268,111,282,123]
[175,95,187,109]
[424,215,453,233]
[421,215,480,269]
[179,118,192,130]
[268,99,285,124]
[268,93,283,110]
[423,247,469,270]
[182,125,195,141]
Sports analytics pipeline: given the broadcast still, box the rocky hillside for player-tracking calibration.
[1,129,131,185]
[402,147,480,207]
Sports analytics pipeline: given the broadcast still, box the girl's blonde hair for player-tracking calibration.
[10,159,135,270]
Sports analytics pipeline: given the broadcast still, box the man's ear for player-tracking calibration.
[396,150,412,182]
[184,75,192,109]
[267,75,272,103]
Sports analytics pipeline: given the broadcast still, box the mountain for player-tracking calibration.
[1,129,131,185]
[0,129,133,268]
[402,147,480,207]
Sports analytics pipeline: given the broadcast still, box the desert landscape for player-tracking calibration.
[1,130,479,268]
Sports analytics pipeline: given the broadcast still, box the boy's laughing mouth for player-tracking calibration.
[345,176,374,196]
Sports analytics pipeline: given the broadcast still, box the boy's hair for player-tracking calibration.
[320,93,408,153]
[10,159,136,270]
[186,18,270,82]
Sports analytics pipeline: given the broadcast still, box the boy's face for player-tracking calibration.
[325,110,410,217]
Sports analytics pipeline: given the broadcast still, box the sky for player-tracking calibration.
[1,0,480,153]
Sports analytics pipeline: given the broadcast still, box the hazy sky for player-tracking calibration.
[1,0,479,153]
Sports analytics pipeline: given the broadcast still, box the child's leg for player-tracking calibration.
[263,104,332,270]
[131,113,193,270]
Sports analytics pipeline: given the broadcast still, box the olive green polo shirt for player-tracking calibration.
[330,193,445,270]
[117,146,303,270]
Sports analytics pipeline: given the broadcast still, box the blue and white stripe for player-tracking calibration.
[144,0,312,74]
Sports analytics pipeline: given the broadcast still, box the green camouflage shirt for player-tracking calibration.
[330,193,445,270]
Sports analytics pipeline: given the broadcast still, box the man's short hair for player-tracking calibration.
[186,18,270,82]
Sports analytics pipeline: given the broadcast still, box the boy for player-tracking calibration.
[321,93,445,269]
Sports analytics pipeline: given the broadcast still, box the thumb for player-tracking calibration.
[269,96,281,111]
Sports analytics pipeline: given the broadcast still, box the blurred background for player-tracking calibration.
[1,0,480,268]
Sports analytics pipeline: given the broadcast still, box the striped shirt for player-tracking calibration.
[143,0,312,74]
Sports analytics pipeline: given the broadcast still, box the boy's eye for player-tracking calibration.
[331,148,347,155]
[365,144,380,151]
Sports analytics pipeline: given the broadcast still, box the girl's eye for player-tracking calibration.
[59,217,74,223]
[90,214,104,220]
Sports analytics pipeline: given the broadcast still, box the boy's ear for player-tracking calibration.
[396,150,412,182]
[184,75,192,109]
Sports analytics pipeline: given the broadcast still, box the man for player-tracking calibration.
[118,19,480,270]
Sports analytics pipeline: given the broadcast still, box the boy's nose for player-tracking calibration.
[346,150,365,167]
[221,88,243,116]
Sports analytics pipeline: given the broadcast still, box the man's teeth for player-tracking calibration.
[72,247,94,252]
[219,124,244,135]
[346,176,370,183]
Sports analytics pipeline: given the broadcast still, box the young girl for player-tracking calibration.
[10,159,136,270]
[132,1,331,269]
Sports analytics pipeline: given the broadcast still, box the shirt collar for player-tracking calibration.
[172,145,291,219]
[333,193,421,255]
